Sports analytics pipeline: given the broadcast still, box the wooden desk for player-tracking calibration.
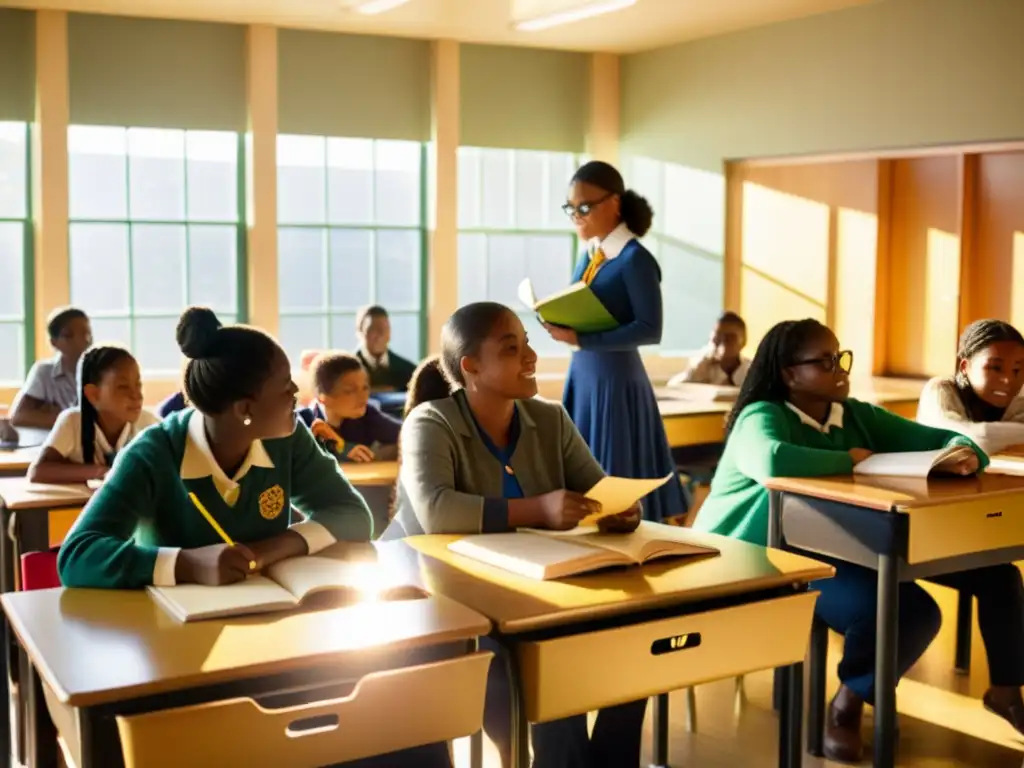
[3,547,492,767]
[763,472,1024,768]
[343,461,399,487]
[410,523,833,768]
[0,446,40,478]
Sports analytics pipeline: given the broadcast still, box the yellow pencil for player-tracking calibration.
[188,492,256,571]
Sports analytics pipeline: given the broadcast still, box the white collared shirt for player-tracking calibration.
[786,401,846,434]
[360,346,389,370]
[590,222,636,260]
[152,411,336,587]
[44,407,160,465]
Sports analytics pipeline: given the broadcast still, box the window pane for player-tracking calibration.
[131,224,186,313]
[187,131,238,222]
[545,152,576,230]
[658,240,723,353]
[127,128,185,221]
[374,140,420,226]
[457,147,481,228]
[525,235,573,300]
[70,223,130,313]
[0,222,24,318]
[278,315,328,368]
[327,138,373,225]
[0,323,23,382]
[278,228,327,312]
[628,156,664,236]
[328,313,357,351]
[663,164,725,255]
[486,235,527,307]
[328,228,372,311]
[520,313,566,358]
[90,317,131,349]
[68,126,128,220]
[480,149,514,229]
[188,225,238,314]
[514,151,546,230]
[457,233,487,305]
[386,313,419,361]
[0,123,27,219]
[375,230,420,311]
[277,135,326,225]
[133,316,180,374]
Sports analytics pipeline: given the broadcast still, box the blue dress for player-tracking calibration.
[563,239,686,522]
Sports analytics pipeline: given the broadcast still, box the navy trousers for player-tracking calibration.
[480,637,647,768]
[815,560,1024,702]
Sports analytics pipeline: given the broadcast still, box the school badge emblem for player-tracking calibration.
[259,484,285,520]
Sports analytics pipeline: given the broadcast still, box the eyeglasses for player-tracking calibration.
[562,192,613,220]
[790,350,853,374]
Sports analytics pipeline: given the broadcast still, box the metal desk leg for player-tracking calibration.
[24,659,57,768]
[806,618,828,757]
[650,693,670,767]
[779,662,803,768]
[954,590,972,674]
[503,644,530,768]
[776,663,791,768]
[469,730,483,768]
[767,491,785,714]
[873,554,900,768]
[1,503,19,766]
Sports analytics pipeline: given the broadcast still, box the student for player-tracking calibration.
[354,305,417,392]
[668,311,750,388]
[917,319,1024,453]
[28,346,159,484]
[9,307,92,428]
[296,353,401,463]
[157,390,187,418]
[403,355,450,417]
[57,307,451,768]
[694,318,1024,761]
[395,301,642,768]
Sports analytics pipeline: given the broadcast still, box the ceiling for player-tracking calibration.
[1,0,877,52]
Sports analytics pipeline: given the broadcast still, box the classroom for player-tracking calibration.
[2,0,1024,766]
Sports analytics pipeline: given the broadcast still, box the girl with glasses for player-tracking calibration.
[694,319,1024,762]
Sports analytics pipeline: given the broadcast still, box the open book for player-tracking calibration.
[448,525,718,581]
[147,548,427,622]
[518,278,618,334]
[853,445,977,478]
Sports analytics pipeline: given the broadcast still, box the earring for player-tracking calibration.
[242,415,252,426]
[955,371,969,388]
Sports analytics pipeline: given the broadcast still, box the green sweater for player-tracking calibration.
[58,410,373,589]
[693,398,987,546]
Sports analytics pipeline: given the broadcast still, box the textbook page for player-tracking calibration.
[853,445,973,478]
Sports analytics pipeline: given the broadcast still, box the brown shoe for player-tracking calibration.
[983,687,1024,735]
[824,685,865,764]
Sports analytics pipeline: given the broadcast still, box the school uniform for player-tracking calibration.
[15,355,78,411]
[917,376,1024,454]
[295,401,401,460]
[675,354,751,388]
[395,390,647,768]
[43,407,160,465]
[562,223,686,523]
[695,399,1024,703]
[355,348,417,393]
[157,391,187,418]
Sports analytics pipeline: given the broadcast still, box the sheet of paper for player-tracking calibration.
[581,474,674,524]
[517,278,538,311]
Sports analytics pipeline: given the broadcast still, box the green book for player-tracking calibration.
[518,279,619,334]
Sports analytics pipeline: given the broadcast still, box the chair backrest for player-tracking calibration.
[21,548,61,591]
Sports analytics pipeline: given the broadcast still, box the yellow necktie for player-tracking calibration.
[582,247,606,285]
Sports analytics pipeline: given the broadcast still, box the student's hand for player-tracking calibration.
[936,452,980,476]
[175,543,258,586]
[244,530,309,571]
[848,448,873,466]
[346,444,376,463]
[598,502,642,533]
[310,419,344,451]
[536,490,601,530]
[542,323,579,347]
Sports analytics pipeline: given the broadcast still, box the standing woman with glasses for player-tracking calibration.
[545,161,686,523]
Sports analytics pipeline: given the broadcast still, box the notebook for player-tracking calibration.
[581,473,674,525]
[447,523,718,581]
[518,279,618,334]
[853,445,977,478]
[147,547,427,622]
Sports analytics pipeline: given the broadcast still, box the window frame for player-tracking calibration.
[66,126,248,377]
[275,136,429,363]
[0,121,34,384]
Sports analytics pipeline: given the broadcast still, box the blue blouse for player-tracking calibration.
[468,406,524,500]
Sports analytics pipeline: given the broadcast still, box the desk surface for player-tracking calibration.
[0,477,91,511]
[0,445,40,474]
[764,472,1024,512]
[3,551,490,707]
[408,522,833,634]
[343,461,399,487]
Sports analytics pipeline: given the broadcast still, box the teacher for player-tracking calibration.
[545,161,685,522]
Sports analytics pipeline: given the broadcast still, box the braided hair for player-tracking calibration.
[76,345,136,465]
[725,318,828,436]
[954,319,1024,420]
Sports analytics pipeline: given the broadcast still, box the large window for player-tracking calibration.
[68,126,242,375]
[627,156,726,354]
[0,122,29,384]
[276,136,424,366]
[457,147,579,357]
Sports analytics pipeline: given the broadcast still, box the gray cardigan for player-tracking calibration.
[394,391,605,536]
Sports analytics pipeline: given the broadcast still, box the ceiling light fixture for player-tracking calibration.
[340,0,413,15]
[513,0,638,31]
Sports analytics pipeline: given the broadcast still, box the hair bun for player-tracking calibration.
[176,306,222,359]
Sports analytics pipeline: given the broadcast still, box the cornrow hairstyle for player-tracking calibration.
[725,318,829,436]
[76,345,135,465]
[954,319,1024,419]
[311,352,364,397]
[440,302,512,388]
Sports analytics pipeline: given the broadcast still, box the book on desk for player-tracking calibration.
[853,445,976,478]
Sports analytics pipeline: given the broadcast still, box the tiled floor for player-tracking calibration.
[454,579,1024,767]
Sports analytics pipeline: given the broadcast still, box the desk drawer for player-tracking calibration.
[517,591,816,723]
[908,495,1024,564]
[115,651,491,768]
[663,413,726,448]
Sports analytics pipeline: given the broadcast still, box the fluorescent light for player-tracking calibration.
[340,0,412,15]
[514,0,637,31]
